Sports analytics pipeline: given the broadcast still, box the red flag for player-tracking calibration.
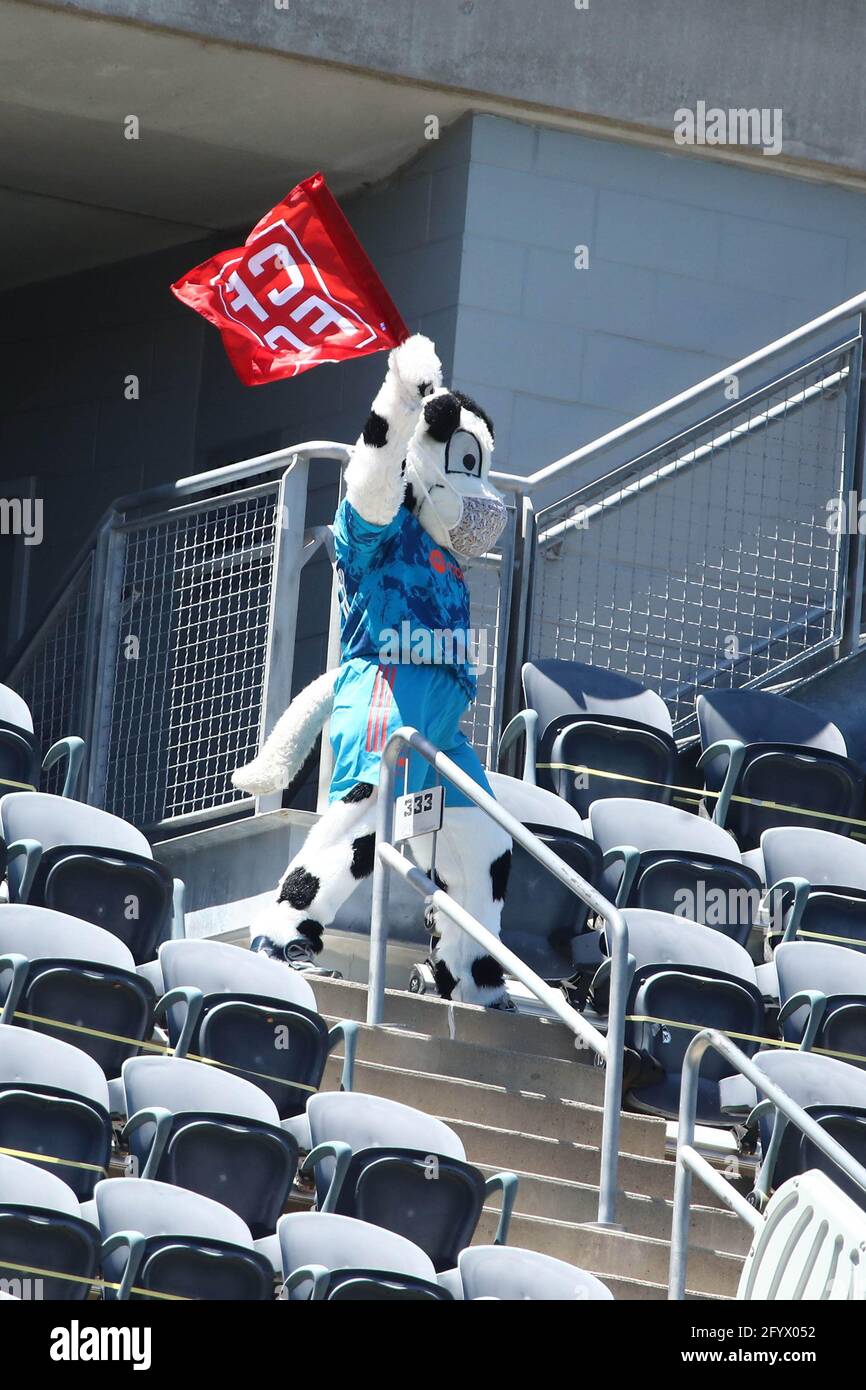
[171,173,408,385]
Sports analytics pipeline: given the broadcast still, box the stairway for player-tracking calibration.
[308,976,752,1300]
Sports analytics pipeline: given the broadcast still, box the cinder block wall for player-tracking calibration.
[452,115,866,503]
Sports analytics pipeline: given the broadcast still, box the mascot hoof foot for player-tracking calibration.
[231,758,288,796]
[486,994,517,1013]
[249,935,342,980]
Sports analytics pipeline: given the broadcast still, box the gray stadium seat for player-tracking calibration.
[775,939,866,1063]
[278,1210,449,1300]
[589,798,760,946]
[593,909,765,1123]
[0,904,155,1076]
[0,1152,100,1300]
[302,1091,518,1273]
[0,1023,111,1199]
[155,938,357,1136]
[762,826,866,952]
[697,688,864,847]
[720,1049,866,1211]
[484,772,603,985]
[499,659,678,817]
[0,682,84,800]
[94,1177,273,1300]
[0,792,182,963]
[450,1244,614,1300]
[121,1055,298,1238]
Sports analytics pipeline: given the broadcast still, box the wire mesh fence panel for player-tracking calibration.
[100,485,280,826]
[528,347,855,728]
[460,552,505,767]
[9,556,93,795]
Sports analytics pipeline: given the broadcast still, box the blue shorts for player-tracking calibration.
[328,658,490,808]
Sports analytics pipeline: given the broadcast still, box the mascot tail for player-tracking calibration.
[231,668,339,796]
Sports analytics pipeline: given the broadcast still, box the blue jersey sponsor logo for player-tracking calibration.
[332,499,476,699]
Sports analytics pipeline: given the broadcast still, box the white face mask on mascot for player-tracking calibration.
[404,388,507,559]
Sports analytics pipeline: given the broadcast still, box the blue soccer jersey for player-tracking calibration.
[332,498,477,700]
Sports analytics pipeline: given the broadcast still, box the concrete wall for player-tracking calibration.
[56,0,866,183]
[452,115,866,503]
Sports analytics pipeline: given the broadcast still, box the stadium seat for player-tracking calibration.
[277,1210,450,1300]
[94,1177,274,1300]
[154,938,357,1139]
[0,905,155,1077]
[0,792,182,963]
[121,1055,299,1238]
[592,909,765,1122]
[697,688,864,848]
[0,683,85,801]
[737,1169,866,1300]
[775,940,866,1060]
[499,659,678,817]
[0,1023,112,1199]
[589,798,761,947]
[0,1152,101,1300]
[301,1091,518,1273]
[485,772,603,985]
[761,826,866,953]
[446,1244,614,1300]
[720,1050,866,1211]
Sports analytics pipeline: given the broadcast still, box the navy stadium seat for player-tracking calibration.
[0,793,181,963]
[775,940,866,1063]
[589,798,761,947]
[0,1152,100,1300]
[95,1177,273,1301]
[761,826,866,953]
[448,1244,614,1301]
[278,1210,450,1300]
[697,688,865,848]
[720,1050,866,1211]
[302,1091,518,1273]
[499,659,678,816]
[487,772,603,985]
[0,905,155,1077]
[154,938,357,1139]
[0,683,84,800]
[593,909,765,1123]
[121,1055,299,1239]
[0,1024,112,1199]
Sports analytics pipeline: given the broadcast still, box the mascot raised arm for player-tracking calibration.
[232,334,513,1009]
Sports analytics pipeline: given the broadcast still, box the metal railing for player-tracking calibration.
[668,1028,866,1300]
[366,725,630,1228]
[7,443,349,829]
[508,290,866,733]
[525,335,863,729]
[5,443,514,831]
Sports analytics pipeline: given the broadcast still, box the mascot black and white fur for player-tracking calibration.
[233,335,513,1008]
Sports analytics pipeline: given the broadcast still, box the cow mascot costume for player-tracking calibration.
[232,334,514,1008]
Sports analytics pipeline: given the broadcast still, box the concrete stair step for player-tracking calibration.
[339,1022,604,1105]
[446,1116,737,1208]
[323,1053,666,1158]
[474,1206,744,1297]
[476,1163,751,1255]
[588,1272,729,1301]
[313,976,582,1062]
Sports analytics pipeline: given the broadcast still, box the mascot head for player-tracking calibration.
[403,388,507,559]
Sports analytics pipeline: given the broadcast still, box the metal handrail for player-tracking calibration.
[497,286,866,496]
[367,725,630,1227]
[668,1028,866,1300]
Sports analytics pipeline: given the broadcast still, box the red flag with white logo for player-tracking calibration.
[171,173,408,385]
